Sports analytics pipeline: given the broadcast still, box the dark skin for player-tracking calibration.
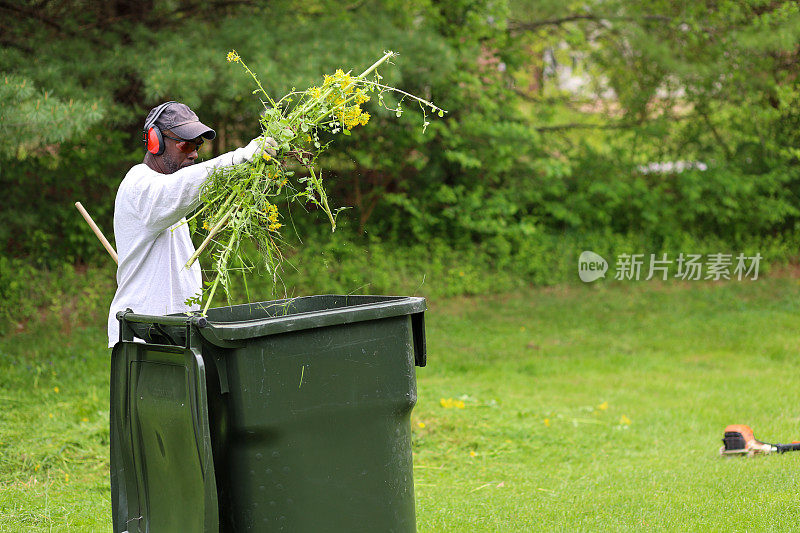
[143,129,200,174]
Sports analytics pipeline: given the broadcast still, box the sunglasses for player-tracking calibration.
[163,133,204,153]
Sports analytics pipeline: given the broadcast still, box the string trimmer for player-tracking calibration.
[720,424,800,456]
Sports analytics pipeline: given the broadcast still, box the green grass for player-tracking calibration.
[415,278,800,531]
[0,325,110,530]
[3,277,800,531]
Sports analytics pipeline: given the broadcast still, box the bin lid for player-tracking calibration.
[199,295,426,346]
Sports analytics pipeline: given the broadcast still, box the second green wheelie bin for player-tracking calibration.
[110,294,427,532]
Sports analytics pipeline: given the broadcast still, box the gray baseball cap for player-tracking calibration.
[145,102,216,140]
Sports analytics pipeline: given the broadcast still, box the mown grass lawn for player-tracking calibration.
[2,277,800,531]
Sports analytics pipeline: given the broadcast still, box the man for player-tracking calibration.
[106,101,277,348]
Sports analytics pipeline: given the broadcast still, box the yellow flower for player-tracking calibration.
[309,87,322,99]
[620,415,632,425]
[440,397,466,409]
[343,75,354,94]
[359,112,370,126]
[268,222,283,231]
[226,50,240,63]
[354,89,370,104]
[544,418,550,427]
[262,152,271,161]
[202,221,210,230]
[342,105,363,129]
[469,450,477,457]
[417,422,425,428]
[53,386,59,393]
[81,417,88,422]
[598,401,609,410]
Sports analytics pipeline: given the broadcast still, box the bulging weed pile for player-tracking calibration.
[182,51,445,313]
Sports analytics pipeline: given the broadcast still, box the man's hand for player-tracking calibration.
[234,136,279,164]
[258,136,279,158]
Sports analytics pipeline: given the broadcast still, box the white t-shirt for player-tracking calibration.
[107,149,249,347]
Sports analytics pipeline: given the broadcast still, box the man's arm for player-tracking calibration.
[125,138,274,235]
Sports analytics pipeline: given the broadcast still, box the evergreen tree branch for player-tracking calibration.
[0,0,64,32]
[0,0,109,47]
[0,36,34,54]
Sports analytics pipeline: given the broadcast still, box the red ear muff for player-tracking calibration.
[146,126,164,156]
[142,100,177,156]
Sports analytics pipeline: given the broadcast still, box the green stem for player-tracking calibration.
[358,51,395,78]
[289,51,394,122]
[360,79,445,112]
[209,189,237,224]
[311,89,366,127]
[219,229,240,302]
[185,208,234,268]
[180,191,227,225]
[289,69,354,122]
[308,166,335,229]
[240,254,250,303]
[202,275,220,315]
[169,190,229,232]
[239,57,278,109]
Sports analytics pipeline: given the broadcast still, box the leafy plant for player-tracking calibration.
[185,51,445,312]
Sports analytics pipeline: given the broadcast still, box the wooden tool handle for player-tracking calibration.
[74,201,118,265]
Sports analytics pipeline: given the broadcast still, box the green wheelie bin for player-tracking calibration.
[110,294,427,532]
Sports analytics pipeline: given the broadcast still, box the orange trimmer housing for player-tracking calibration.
[720,424,800,456]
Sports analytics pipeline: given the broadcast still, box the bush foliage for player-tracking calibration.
[2,0,800,285]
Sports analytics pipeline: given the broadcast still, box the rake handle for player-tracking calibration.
[75,201,118,265]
